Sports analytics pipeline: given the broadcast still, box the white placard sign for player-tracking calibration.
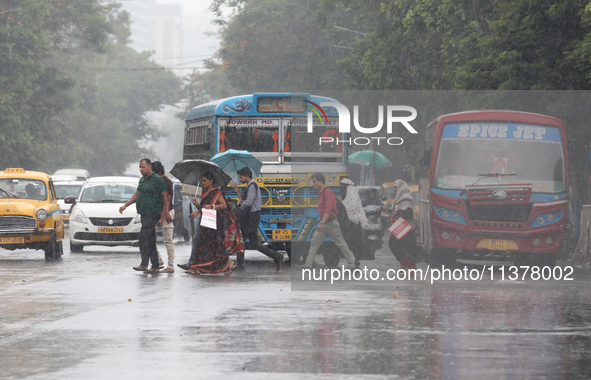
[200,209,217,230]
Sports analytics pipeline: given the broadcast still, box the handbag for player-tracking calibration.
[200,191,221,230]
[388,216,412,240]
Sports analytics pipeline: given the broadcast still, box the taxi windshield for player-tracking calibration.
[79,183,137,203]
[0,178,47,200]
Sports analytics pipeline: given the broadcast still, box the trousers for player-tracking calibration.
[235,209,281,266]
[139,212,161,268]
[155,209,175,269]
[305,219,355,268]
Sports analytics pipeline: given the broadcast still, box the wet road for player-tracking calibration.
[2,231,591,379]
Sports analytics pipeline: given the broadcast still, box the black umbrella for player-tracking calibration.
[170,159,232,188]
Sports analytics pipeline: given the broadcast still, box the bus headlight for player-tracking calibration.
[442,232,450,240]
[454,234,462,242]
[533,238,541,246]
[442,210,450,218]
[536,216,545,225]
[547,214,556,222]
[546,237,554,244]
[452,213,461,221]
[36,209,48,221]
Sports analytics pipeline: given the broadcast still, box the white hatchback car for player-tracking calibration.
[69,176,141,252]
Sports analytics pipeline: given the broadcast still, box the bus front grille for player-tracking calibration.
[466,204,532,223]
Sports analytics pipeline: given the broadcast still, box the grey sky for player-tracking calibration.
[123,0,229,174]
[159,0,222,65]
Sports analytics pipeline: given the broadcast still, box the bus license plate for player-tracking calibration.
[272,229,291,241]
[98,227,123,234]
[0,237,24,244]
[488,239,507,250]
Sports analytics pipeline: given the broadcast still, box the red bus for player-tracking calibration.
[418,111,568,267]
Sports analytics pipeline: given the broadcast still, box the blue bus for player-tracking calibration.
[182,93,348,266]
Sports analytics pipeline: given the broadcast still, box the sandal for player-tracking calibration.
[185,269,200,274]
[133,266,147,271]
[225,262,236,276]
[144,267,159,274]
[160,267,174,273]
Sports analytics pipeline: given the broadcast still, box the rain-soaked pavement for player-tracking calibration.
[2,231,591,379]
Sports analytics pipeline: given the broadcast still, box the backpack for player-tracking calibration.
[322,188,350,229]
[336,198,350,229]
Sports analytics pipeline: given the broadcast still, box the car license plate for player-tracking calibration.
[0,237,24,244]
[488,239,507,250]
[272,229,291,241]
[98,227,123,233]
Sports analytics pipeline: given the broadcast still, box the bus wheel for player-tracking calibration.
[428,248,457,267]
[321,242,341,269]
[511,252,528,267]
[291,242,309,264]
[514,252,556,267]
[530,252,557,268]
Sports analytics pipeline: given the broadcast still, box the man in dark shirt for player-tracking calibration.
[297,172,356,270]
[151,161,175,273]
[233,167,283,271]
[119,158,170,273]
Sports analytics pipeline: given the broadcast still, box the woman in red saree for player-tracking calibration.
[186,172,243,275]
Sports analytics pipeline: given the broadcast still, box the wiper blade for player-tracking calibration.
[460,173,518,195]
[0,188,16,198]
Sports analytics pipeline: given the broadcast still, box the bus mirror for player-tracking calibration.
[421,150,431,166]
[420,150,432,170]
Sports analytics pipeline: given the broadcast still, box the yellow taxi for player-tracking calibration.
[0,168,64,260]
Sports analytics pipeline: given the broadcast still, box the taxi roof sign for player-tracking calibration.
[4,168,25,173]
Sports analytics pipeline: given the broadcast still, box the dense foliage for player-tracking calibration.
[205,0,591,92]
[0,0,180,175]
[182,0,591,195]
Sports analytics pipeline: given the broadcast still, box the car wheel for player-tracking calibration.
[70,241,84,253]
[56,240,63,259]
[44,237,59,261]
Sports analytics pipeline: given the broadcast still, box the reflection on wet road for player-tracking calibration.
[1,232,591,379]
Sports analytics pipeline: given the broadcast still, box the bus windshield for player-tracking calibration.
[435,123,564,192]
[219,118,279,152]
[287,118,342,153]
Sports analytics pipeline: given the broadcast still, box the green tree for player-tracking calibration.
[215,0,353,93]
[457,0,591,90]
[55,45,181,175]
[0,0,180,175]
